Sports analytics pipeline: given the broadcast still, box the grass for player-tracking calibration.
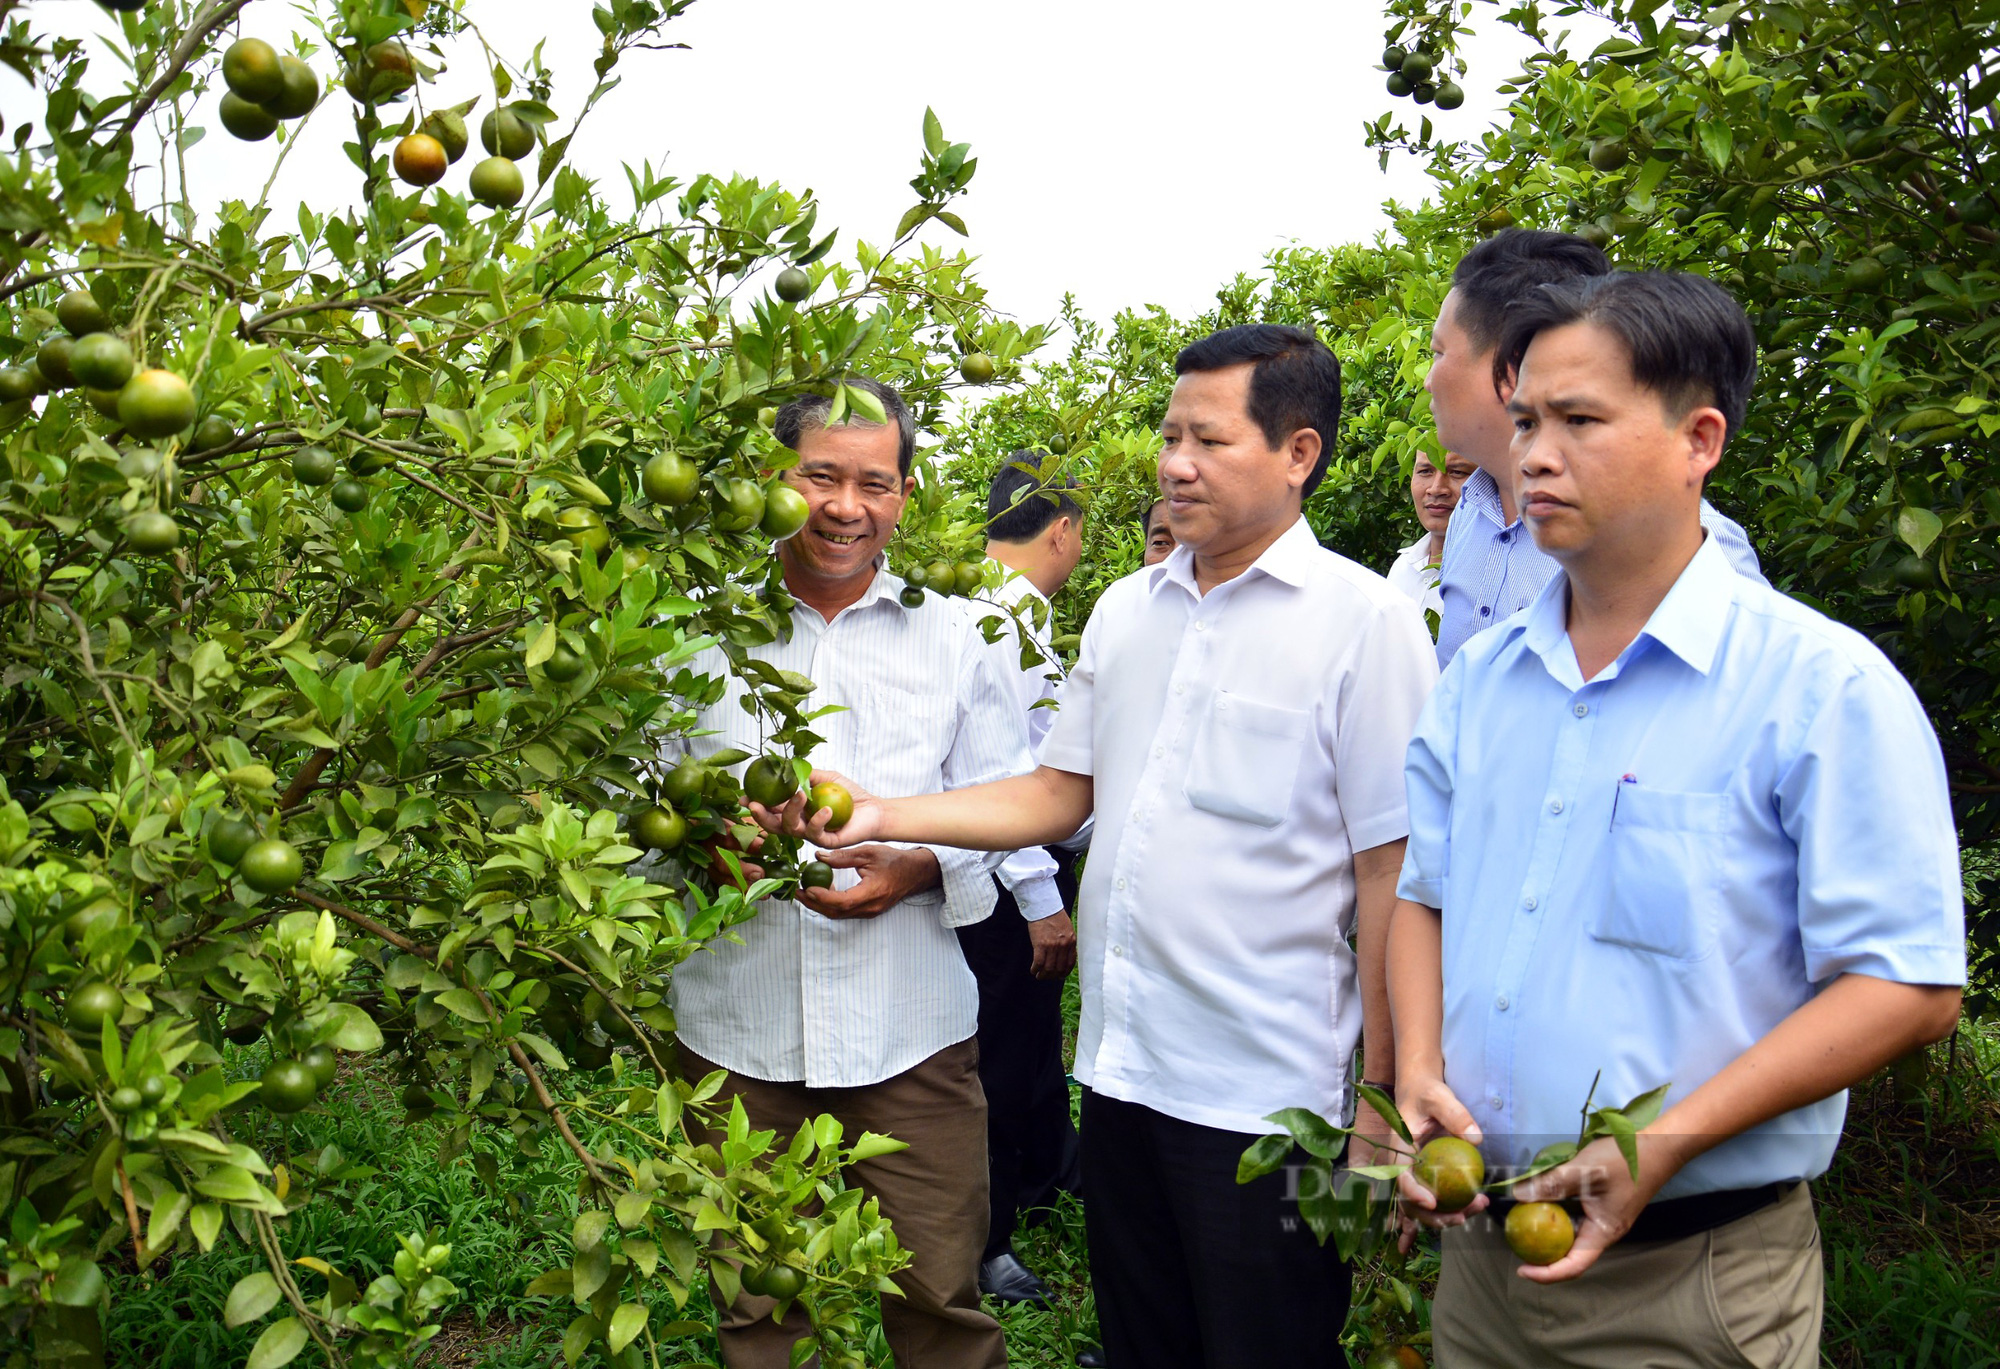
[108,879,2000,1368]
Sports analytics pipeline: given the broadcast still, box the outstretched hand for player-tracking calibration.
[747,769,888,848]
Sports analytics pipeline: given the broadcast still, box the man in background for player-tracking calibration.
[1141,496,1177,566]
[1386,450,1478,620]
[1425,228,1764,666]
[964,451,1086,1307]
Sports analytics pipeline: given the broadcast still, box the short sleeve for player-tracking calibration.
[1397,653,1466,910]
[1777,658,1965,986]
[1040,598,1101,777]
[1333,597,1440,853]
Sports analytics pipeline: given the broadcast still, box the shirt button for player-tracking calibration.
[1479,605,1492,617]
[1194,620,1207,631]
[1496,994,1510,1011]
[1523,896,1538,911]
[1112,945,1126,958]
[1115,877,1127,891]
[1490,1095,1504,1110]
[1154,746,1165,759]
[1574,703,1589,717]
[1174,684,1185,695]
[1549,799,1564,815]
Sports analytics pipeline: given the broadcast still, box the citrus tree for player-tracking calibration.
[0,2,1033,1365]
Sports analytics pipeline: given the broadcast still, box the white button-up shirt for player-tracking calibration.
[1385,534,1443,618]
[1435,468,1766,666]
[669,567,1033,1087]
[1400,534,1965,1195]
[1042,518,1438,1133]
[972,570,1066,921]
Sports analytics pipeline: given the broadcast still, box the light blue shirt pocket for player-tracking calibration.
[1595,786,1733,961]
[1183,690,1310,828]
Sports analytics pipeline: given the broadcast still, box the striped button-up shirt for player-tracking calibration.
[1435,468,1767,667]
[669,566,1032,1087]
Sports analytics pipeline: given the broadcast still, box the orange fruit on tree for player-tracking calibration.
[393,133,448,186]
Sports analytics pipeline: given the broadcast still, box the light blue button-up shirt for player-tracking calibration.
[1398,534,1965,1197]
[1435,468,1768,667]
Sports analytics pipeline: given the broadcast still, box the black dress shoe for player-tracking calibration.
[1074,1350,1107,1367]
[977,1251,1051,1306]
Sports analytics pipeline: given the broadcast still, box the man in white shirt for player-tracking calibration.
[1385,450,1477,620]
[961,452,1086,1307]
[755,327,1439,1369]
[669,379,1030,1369]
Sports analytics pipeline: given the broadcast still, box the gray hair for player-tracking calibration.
[774,378,915,475]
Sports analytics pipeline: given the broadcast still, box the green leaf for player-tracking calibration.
[573,1241,613,1301]
[1897,506,1943,557]
[1354,1083,1412,1144]
[574,1208,611,1251]
[435,989,489,1023]
[49,1256,105,1307]
[894,202,932,240]
[245,1317,308,1369]
[1263,1106,1347,1160]
[607,1301,648,1353]
[322,1002,384,1052]
[225,1271,282,1326]
[526,622,557,668]
[525,1269,575,1298]
[921,107,945,157]
[563,1314,602,1366]
[845,1131,908,1164]
[1235,1132,1292,1184]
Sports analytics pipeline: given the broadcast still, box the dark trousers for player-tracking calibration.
[1080,1088,1353,1369]
[956,863,1081,1263]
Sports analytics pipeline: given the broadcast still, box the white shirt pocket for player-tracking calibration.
[1592,786,1731,960]
[1182,690,1311,828]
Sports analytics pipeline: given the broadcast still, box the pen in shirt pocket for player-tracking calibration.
[1610,773,1637,829]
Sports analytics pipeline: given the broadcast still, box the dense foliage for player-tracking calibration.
[0,2,1037,1365]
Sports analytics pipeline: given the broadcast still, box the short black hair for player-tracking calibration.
[775,378,915,475]
[1449,228,1612,353]
[1493,271,1757,452]
[1173,324,1341,497]
[986,451,1082,542]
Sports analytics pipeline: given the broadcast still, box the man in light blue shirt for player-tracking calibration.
[1389,271,1963,1367]
[1425,229,1766,667]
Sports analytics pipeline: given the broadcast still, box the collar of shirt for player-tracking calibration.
[1149,513,1319,601]
[1459,467,1513,530]
[1518,533,1737,690]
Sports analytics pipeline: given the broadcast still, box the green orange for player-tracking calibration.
[238,838,304,894]
[1412,1136,1485,1213]
[632,805,687,851]
[807,782,853,831]
[1504,1200,1576,1266]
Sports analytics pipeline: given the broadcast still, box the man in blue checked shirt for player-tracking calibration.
[1425,228,1766,667]
[1388,272,1963,1367]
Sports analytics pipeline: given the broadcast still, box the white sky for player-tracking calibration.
[4,1,1582,331]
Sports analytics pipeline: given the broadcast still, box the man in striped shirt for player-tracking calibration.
[669,379,1032,1369]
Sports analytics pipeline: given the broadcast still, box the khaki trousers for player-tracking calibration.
[680,1040,1008,1369]
[1433,1182,1823,1368]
